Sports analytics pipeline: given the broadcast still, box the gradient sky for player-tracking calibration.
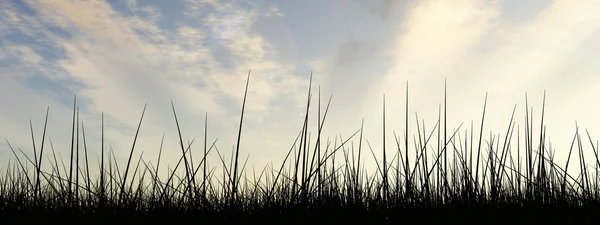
[1,0,600,181]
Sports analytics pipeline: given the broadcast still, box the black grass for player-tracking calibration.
[1,73,600,224]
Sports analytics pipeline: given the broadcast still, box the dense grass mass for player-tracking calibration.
[2,74,600,224]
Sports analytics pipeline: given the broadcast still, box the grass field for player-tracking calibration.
[1,74,599,224]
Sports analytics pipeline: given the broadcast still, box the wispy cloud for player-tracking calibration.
[311,0,600,170]
[0,0,310,175]
[2,0,600,177]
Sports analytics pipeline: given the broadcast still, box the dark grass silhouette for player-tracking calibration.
[1,72,599,224]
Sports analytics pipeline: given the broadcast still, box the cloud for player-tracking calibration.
[0,0,311,177]
[359,0,416,21]
[3,0,600,181]
[306,0,600,175]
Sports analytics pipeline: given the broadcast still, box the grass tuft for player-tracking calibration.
[1,75,599,224]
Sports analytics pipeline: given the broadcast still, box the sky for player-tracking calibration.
[1,0,600,185]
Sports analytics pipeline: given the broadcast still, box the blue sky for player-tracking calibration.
[1,0,600,180]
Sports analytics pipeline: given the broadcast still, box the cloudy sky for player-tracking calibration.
[1,0,600,182]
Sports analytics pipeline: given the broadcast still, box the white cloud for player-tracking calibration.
[0,0,311,179]
[292,0,600,178]
[3,0,600,182]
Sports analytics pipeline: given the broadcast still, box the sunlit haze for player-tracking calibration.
[2,0,600,180]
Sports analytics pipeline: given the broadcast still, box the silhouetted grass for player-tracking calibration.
[1,72,600,224]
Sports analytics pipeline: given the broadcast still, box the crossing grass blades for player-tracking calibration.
[1,72,599,224]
